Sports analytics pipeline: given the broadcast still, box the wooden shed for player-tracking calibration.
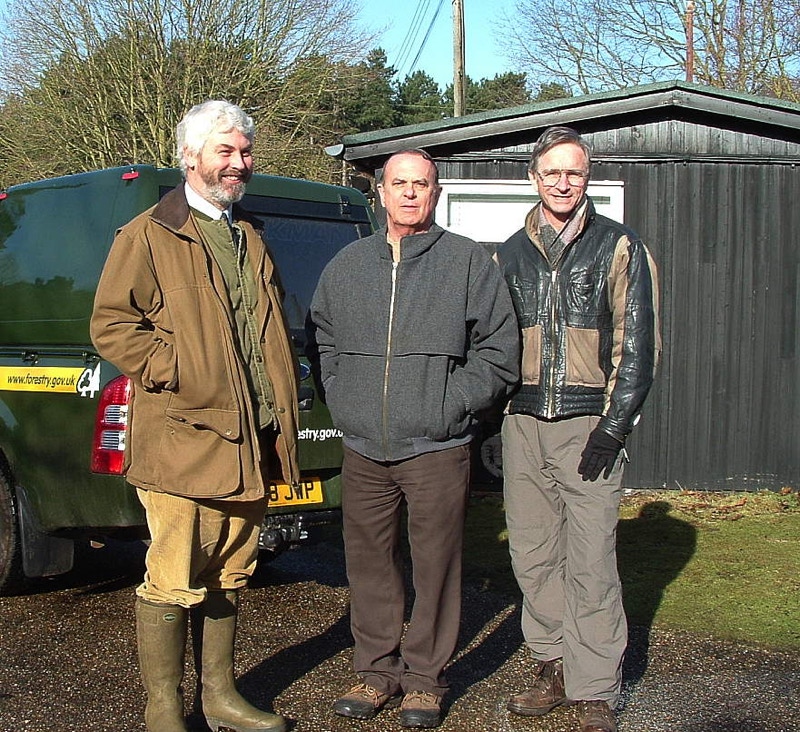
[328,81,800,491]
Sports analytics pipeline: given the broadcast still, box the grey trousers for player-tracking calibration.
[341,444,471,697]
[502,413,626,706]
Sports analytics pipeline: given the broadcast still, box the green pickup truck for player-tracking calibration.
[0,165,374,595]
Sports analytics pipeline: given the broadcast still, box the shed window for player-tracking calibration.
[435,179,625,247]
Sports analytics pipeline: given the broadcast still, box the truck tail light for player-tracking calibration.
[91,375,131,475]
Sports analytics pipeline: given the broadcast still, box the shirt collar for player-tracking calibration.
[184,182,232,222]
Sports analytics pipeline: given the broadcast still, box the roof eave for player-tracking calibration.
[335,81,800,165]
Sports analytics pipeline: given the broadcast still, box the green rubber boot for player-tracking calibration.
[192,590,286,732]
[135,599,189,732]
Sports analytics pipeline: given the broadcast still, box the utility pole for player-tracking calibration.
[685,0,695,83]
[453,0,465,116]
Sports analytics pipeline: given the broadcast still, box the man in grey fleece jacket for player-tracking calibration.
[307,149,518,729]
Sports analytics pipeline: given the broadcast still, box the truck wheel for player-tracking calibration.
[0,471,25,596]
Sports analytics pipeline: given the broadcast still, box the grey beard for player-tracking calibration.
[207,181,246,208]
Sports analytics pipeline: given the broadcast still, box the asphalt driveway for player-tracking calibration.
[0,527,797,732]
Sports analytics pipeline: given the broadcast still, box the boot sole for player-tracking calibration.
[507,697,567,717]
[206,716,286,732]
[333,695,401,720]
[399,711,442,728]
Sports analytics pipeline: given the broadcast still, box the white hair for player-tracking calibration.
[175,100,255,175]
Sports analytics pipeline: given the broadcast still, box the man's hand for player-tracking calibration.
[578,428,623,481]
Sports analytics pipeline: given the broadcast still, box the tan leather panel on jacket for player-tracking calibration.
[565,327,606,387]
[521,325,541,384]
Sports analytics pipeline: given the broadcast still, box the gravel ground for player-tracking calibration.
[0,533,798,732]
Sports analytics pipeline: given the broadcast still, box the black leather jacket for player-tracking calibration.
[496,198,660,442]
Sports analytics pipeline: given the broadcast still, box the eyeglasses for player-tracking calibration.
[535,169,589,187]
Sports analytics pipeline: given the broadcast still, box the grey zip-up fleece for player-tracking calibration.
[307,224,519,462]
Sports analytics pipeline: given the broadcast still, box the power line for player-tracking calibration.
[394,0,432,73]
[408,0,446,76]
[392,0,446,79]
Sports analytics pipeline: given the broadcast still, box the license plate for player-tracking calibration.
[267,478,323,507]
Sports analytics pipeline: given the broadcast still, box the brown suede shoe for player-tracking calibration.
[399,690,442,729]
[507,658,566,716]
[332,683,401,720]
[576,700,617,732]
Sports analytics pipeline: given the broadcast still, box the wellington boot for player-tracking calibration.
[135,598,189,732]
[192,590,286,732]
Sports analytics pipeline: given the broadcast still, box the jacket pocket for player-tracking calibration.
[141,339,178,391]
[565,267,606,326]
[520,324,542,384]
[439,382,471,439]
[419,379,469,441]
[158,409,242,496]
[389,356,468,441]
[164,407,241,441]
[324,354,384,440]
[565,327,606,387]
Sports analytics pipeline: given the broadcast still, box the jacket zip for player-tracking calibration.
[542,213,584,418]
[382,261,399,458]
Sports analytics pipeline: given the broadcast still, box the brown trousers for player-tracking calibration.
[341,444,471,697]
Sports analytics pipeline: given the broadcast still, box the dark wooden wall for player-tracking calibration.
[432,119,800,490]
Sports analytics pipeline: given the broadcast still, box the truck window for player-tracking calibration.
[257,215,371,341]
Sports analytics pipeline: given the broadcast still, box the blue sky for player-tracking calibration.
[361,0,516,89]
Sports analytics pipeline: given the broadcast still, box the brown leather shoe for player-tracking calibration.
[576,700,617,732]
[399,690,442,729]
[332,683,401,720]
[507,658,566,716]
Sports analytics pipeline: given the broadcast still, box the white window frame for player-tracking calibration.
[434,179,626,247]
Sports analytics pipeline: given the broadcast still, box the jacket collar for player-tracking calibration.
[150,184,263,238]
[378,222,446,261]
[525,197,595,256]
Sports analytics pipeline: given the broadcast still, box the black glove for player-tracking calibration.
[578,427,623,482]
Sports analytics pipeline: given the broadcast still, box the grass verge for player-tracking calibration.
[463,488,800,649]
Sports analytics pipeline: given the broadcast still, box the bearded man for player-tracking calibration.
[91,100,298,732]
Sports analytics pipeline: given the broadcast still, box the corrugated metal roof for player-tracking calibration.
[334,81,800,168]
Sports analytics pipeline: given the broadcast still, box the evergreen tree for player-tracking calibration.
[534,82,573,102]
[444,72,533,115]
[337,48,398,133]
[395,71,445,125]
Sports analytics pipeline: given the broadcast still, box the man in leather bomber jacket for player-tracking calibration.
[494,127,660,732]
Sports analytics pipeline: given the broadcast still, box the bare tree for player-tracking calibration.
[0,0,374,186]
[500,0,800,100]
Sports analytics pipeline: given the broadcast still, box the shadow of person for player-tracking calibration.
[197,612,353,731]
[616,500,696,688]
[243,611,353,691]
[443,495,524,705]
[446,594,522,703]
